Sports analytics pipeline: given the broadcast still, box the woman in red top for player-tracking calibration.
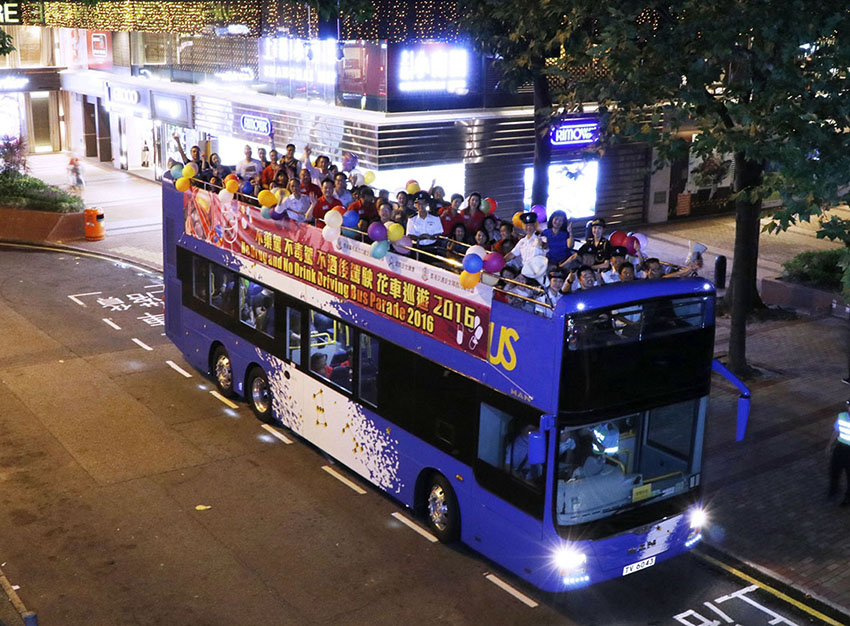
[464,192,486,233]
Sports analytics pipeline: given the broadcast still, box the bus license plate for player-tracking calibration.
[623,556,656,576]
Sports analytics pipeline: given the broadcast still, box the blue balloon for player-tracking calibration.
[341,226,358,239]
[342,209,360,228]
[463,253,484,274]
[169,164,183,179]
[370,240,390,259]
[261,207,271,219]
[240,181,254,194]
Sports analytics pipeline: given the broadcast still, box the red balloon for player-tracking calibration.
[609,230,628,247]
[624,235,638,255]
[485,197,498,214]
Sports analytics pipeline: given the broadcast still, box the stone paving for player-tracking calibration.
[4,154,850,617]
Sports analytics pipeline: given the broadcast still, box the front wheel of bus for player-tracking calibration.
[426,474,460,543]
[247,367,273,423]
[212,346,234,397]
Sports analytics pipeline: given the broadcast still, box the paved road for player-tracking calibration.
[0,245,832,625]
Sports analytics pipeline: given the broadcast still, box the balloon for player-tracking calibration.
[624,235,639,256]
[258,189,278,207]
[463,253,484,273]
[512,212,524,229]
[466,245,487,259]
[363,170,375,185]
[367,221,388,241]
[406,181,420,195]
[224,173,238,183]
[481,273,500,286]
[195,190,210,211]
[342,152,359,172]
[342,209,360,228]
[261,207,272,219]
[609,230,628,247]
[175,177,191,192]
[386,222,404,242]
[240,181,254,195]
[322,225,341,243]
[370,239,390,259]
[392,236,412,255]
[225,178,239,194]
[631,232,648,252]
[182,163,198,178]
[482,251,505,274]
[485,197,498,214]
[531,204,547,223]
[169,164,183,179]
[218,189,234,203]
[325,209,343,229]
[459,271,481,289]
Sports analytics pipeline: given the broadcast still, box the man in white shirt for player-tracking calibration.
[505,212,546,266]
[406,191,443,260]
[303,145,332,186]
[235,145,263,181]
[600,246,629,284]
[536,268,566,317]
[333,172,354,207]
[276,178,313,222]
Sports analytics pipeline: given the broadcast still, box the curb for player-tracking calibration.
[0,238,164,275]
[698,542,850,624]
[0,564,37,626]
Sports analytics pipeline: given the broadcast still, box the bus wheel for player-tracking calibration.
[247,366,273,423]
[425,474,460,543]
[212,346,234,397]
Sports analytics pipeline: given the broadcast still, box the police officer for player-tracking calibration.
[828,401,850,506]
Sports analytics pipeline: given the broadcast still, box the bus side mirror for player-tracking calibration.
[528,431,545,465]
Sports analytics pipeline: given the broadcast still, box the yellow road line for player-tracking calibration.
[694,550,844,626]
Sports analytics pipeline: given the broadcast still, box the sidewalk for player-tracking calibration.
[6,154,850,617]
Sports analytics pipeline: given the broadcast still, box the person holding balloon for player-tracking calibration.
[304,179,342,227]
[406,191,443,261]
[504,212,547,266]
[541,210,575,266]
[173,134,208,173]
[278,178,312,222]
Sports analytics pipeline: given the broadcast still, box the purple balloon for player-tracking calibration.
[392,236,412,255]
[531,204,547,223]
[482,251,506,274]
[367,221,388,242]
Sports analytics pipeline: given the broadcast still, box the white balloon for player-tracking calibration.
[466,245,487,259]
[325,210,343,229]
[481,273,499,286]
[218,189,234,203]
[322,225,341,243]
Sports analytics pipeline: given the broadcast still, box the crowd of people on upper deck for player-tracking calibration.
[171,139,704,316]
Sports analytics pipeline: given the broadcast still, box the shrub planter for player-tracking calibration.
[0,207,85,243]
[760,277,843,317]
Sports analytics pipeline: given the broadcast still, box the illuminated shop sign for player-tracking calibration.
[111,86,140,105]
[105,82,150,114]
[549,119,600,148]
[151,92,191,126]
[240,114,272,136]
[0,2,20,25]
[259,38,338,86]
[397,44,469,95]
[0,76,28,91]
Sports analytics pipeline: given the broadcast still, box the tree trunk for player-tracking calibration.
[531,72,551,207]
[726,152,764,377]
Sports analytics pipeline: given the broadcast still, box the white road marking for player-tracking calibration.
[143,284,163,290]
[166,360,192,378]
[131,338,153,351]
[484,574,538,608]
[261,424,292,444]
[102,318,122,330]
[321,465,367,494]
[68,291,101,306]
[210,390,238,409]
[391,512,438,543]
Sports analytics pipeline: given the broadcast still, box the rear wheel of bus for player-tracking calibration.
[246,366,273,423]
[425,473,460,543]
[211,345,235,397]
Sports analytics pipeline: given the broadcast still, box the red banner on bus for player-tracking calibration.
[182,188,491,360]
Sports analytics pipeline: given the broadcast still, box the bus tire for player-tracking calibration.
[246,366,273,423]
[212,345,235,397]
[425,473,460,543]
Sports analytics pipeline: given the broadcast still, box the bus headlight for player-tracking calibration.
[553,546,589,586]
[689,507,708,529]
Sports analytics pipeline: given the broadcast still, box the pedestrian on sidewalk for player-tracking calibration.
[827,401,850,507]
[67,157,84,196]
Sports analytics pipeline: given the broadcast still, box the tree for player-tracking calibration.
[493,0,850,376]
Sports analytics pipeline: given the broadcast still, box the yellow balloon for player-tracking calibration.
[196,190,210,211]
[258,189,278,207]
[459,270,481,290]
[364,170,375,185]
[181,164,196,179]
[175,176,191,192]
[225,178,239,194]
[406,182,420,195]
[512,212,524,229]
[386,222,404,242]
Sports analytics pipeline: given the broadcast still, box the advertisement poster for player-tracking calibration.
[87,30,112,70]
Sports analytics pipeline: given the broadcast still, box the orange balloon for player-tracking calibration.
[224,173,238,183]
[458,270,481,290]
[512,212,524,229]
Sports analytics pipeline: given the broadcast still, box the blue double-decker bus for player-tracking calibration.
[163,179,712,591]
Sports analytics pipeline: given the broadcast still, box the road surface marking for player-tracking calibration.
[694,550,842,626]
[261,424,292,444]
[131,338,153,351]
[484,574,538,608]
[68,291,102,306]
[391,512,438,543]
[210,390,238,409]
[102,318,121,330]
[321,465,366,494]
[166,360,192,378]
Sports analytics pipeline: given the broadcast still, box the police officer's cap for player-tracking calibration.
[414,191,431,202]
[520,212,538,224]
[589,217,606,227]
[548,268,567,280]
[611,246,628,257]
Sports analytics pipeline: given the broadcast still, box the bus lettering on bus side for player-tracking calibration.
[488,323,518,371]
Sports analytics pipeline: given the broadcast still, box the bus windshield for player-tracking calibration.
[555,397,706,526]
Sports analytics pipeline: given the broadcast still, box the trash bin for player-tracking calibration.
[84,207,104,241]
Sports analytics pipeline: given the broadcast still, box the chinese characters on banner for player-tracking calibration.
[183,188,490,360]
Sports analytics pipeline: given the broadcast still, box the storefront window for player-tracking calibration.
[16,27,51,67]
[29,92,52,152]
[0,93,23,139]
